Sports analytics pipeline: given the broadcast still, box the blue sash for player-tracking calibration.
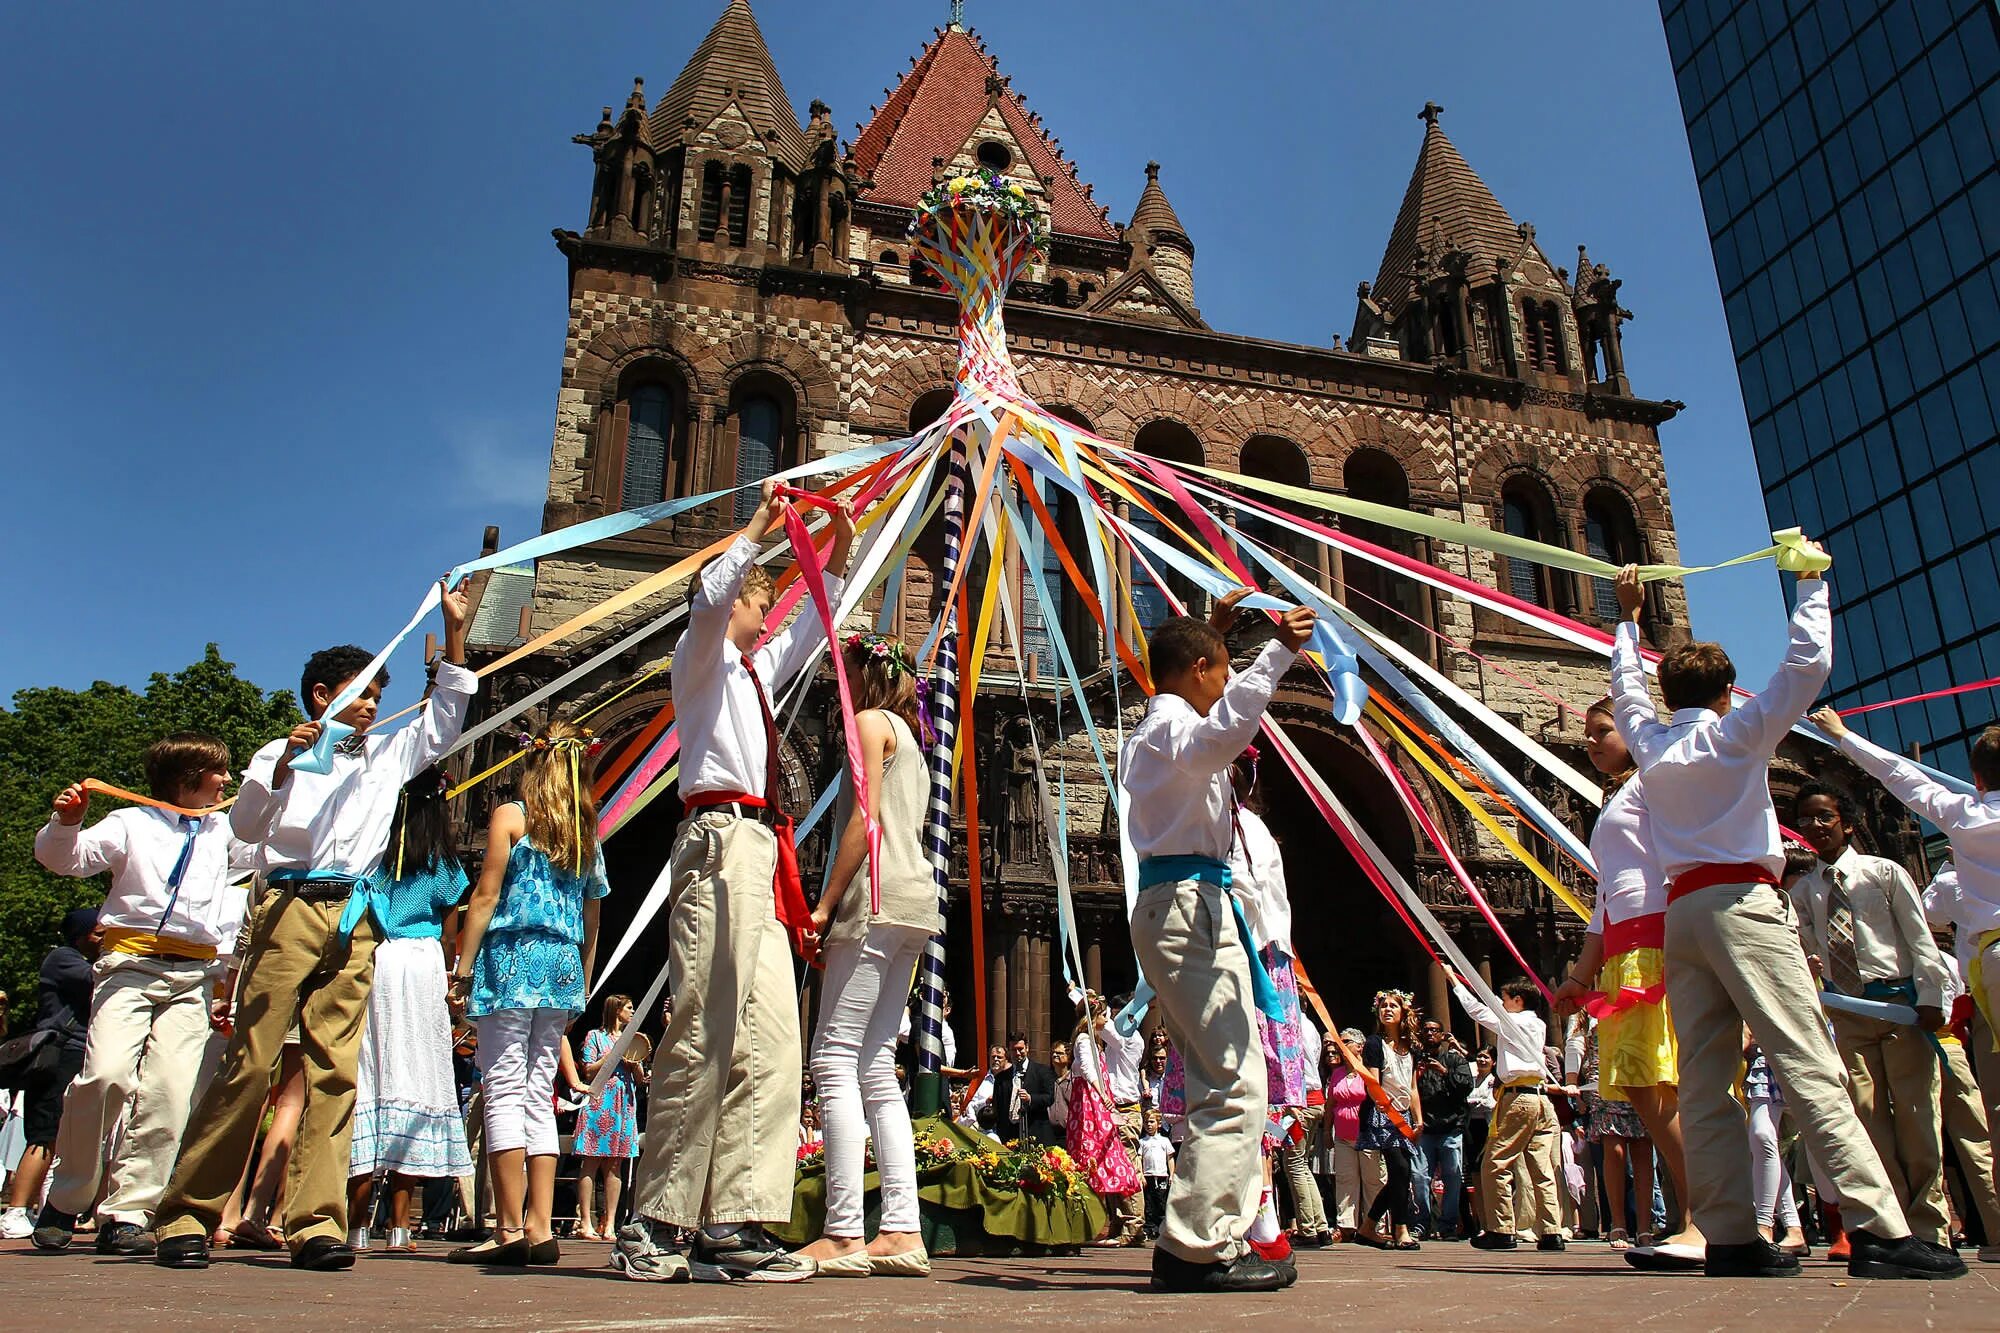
[1121,855,1285,1025]
[268,869,379,945]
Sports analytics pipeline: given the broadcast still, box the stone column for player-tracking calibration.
[1085,939,1103,998]
[1428,960,1451,1040]
[1029,929,1051,1059]
[987,933,1009,1058]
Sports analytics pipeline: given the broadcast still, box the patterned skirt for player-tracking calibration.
[1066,1077,1142,1197]
[351,937,474,1178]
[1158,944,1308,1119]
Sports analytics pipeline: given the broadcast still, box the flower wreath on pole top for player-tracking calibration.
[908,169,1049,256]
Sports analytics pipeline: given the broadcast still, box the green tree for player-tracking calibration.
[0,646,300,1022]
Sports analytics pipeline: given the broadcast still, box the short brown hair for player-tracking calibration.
[1656,640,1736,711]
[1498,978,1540,1007]
[144,733,230,799]
[1973,726,2000,789]
[1148,616,1227,681]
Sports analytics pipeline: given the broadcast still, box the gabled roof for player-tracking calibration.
[1371,103,1537,318]
[1086,266,1205,329]
[850,26,1117,241]
[649,0,810,173]
[1129,161,1189,248]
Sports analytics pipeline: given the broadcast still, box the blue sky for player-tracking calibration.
[0,0,1790,712]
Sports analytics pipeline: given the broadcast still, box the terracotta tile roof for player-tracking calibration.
[1372,108,1535,318]
[649,0,810,173]
[1129,161,1188,246]
[850,26,1117,242]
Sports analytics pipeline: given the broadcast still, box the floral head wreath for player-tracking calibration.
[513,726,605,757]
[1372,988,1415,1009]
[843,632,919,679]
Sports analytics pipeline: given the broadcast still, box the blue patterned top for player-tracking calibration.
[468,808,610,1017]
[366,859,470,941]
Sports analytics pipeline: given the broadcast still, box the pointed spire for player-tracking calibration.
[1370,101,1531,319]
[649,0,809,171]
[1129,161,1189,247]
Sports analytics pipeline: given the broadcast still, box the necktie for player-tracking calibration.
[741,654,784,812]
[1824,867,1864,997]
[336,733,367,757]
[157,815,200,933]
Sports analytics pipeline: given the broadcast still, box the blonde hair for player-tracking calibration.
[520,718,600,876]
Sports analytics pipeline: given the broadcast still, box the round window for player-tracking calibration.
[976,140,1012,171]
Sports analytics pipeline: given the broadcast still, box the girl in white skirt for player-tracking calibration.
[347,765,475,1250]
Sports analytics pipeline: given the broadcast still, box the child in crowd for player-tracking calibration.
[792,632,941,1279]
[1920,862,2000,1262]
[1067,994,1145,1229]
[1138,1111,1175,1240]
[1608,559,1958,1280]
[1784,781,1951,1248]
[154,581,474,1272]
[448,720,609,1267]
[618,481,854,1285]
[1117,588,1313,1292]
[575,994,643,1242]
[1455,979,1563,1251]
[28,736,252,1256]
[345,764,474,1253]
[1741,1032,1804,1254]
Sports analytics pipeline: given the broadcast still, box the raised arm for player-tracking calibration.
[383,581,475,782]
[1715,574,1832,758]
[1450,978,1501,1031]
[1609,568,1670,768]
[1158,635,1302,773]
[34,793,128,879]
[1815,708,1980,831]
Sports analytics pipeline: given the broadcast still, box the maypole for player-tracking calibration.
[904,170,1045,1114]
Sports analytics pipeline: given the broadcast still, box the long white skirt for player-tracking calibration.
[350,936,473,1178]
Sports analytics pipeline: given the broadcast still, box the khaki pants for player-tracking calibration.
[631,812,799,1228]
[1333,1139,1385,1230]
[1665,881,1904,1245]
[1480,1086,1559,1236]
[47,954,214,1225]
[1131,877,1265,1265]
[1830,1006,1948,1243]
[1281,1102,1329,1234]
[156,894,379,1249]
[1110,1100,1145,1235]
[1939,1033,2000,1243]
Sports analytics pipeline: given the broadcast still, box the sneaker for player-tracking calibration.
[691,1226,816,1283]
[1845,1230,1967,1280]
[1150,1247,1287,1292]
[96,1222,156,1256]
[0,1207,33,1241]
[615,1220,691,1283]
[1248,1236,1298,1288]
[1469,1231,1519,1250]
[30,1205,78,1252]
[1537,1234,1567,1252]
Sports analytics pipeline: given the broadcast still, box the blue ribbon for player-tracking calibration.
[154,815,200,934]
[1115,856,1285,1033]
[269,869,378,944]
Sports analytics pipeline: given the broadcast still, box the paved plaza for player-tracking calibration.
[4,1237,1993,1330]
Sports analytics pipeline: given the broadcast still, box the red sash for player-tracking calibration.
[1666,862,1779,906]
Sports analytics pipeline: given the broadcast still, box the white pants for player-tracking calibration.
[477,1008,565,1157]
[811,924,928,1238]
[1747,1097,1798,1228]
[1332,1139,1385,1229]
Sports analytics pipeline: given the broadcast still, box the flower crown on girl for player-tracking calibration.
[843,632,918,678]
[513,726,606,757]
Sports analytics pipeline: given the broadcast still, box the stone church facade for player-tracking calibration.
[457,0,1779,1051]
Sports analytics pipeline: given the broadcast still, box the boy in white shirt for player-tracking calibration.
[619,481,853,1285]
[1454,978,1562,1251]
[1119,596,1313,1293]
[28,737,252,1256]
[1138,1110,1175,1240]
[1786,781,1952,1247]
[154,581,474,1272]
[1608,561,1959,1280]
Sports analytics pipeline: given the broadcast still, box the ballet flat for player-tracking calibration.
[815,1250,875,1277]
[869,1247,932,1277]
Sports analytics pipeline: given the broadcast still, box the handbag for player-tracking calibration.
[0,1028,60,1091]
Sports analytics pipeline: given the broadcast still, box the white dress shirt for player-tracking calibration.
[1300,1013,1323,1094]
[1611,580,1831,880]
[676,535,843,801]
[1586,778,1665,932]
[1843,729,2000,939]
[35,808,255,952]
[1139,1133,1175,1177]
[1119,640,1296,861]
[1452,982,1548,1087]
[1921,861,1983,974]
[1230,805,1293,955]
[1097,1020,1146,1105]
[1790,845,1950,1007]
[231,660,476,877]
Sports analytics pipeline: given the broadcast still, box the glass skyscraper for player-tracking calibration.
[1661,0,2000,775]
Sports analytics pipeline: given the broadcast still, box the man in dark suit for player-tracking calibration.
[993,1032,1056,1145]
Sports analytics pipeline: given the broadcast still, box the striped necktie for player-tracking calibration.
[1823,866,1864,997]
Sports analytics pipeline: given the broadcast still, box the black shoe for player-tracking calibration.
[1704,1239,1800,1278]
[154,1234,210,1270]
[1537,1234,1567,1252]
[96,1222,156,1256]
[1149,1248,1287,1292]
[1845,1230,1967,1280]
[527,1238,560,1266]
[290,1237,356,1272]
[1470,1231,1519,1250]
[449,1235,532,1267]
[1292,1230,1333,1249]
[29,1206,78,1252]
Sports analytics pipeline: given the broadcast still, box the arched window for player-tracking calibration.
[1520,298,1565,373]
[909,252,940,290]
[612,363,691,511]
[699,161,724,239]
[909,388,954,437]
[1238,435,1314,575]
[1584,488,1645,621]
[1500,474,1562,608]
[727,164,752,246]
[1342,448,1427,652]
[878,249,901,269]
[729,376,794,522]
[1129,420,1204,631]
[1024,406,1098,677]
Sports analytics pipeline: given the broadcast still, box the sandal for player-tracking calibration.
[1608,1228,1632,1251]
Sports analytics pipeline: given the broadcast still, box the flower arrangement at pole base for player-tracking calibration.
[971,1141,1085,1202]
[912,1130,959,1173]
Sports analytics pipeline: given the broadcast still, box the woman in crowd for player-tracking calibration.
[1323,1028,1377,1244]
[575,994,643,1241]
[1743,1033,1807,1255]
[793,633,941,1278]
[0,910,98,1240]
[1357,991,1424,1250]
